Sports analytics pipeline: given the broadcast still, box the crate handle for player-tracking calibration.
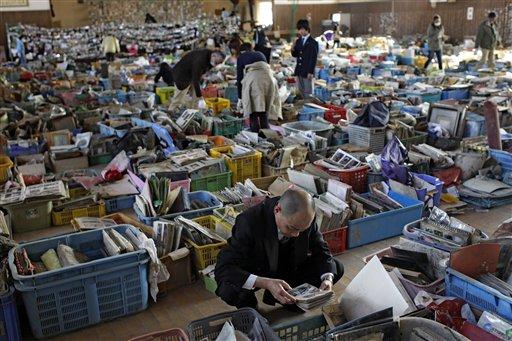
[208,316,233,327]
[28,257,148,290]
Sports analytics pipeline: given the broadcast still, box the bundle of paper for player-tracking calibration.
[169,159,226,179]
[285,131,328,151]
[329,149,363,169]
[53,194,100,212]
[135,175,190,217]
[72,217,117,231]
[176,216,225,246]
[288,283,334,310]
[213,183,253,205]
[168,148,209,166]
[152,220,183,257]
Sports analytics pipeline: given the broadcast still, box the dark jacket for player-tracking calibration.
[476,20,500,50]
[154,63,174,86]
[291,36,319,78]
[171,49,213,97]
[214,197,337,291]
[427,24,444,51]
[237,50,267,99]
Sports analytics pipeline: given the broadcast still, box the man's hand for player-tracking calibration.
[307,73,314,80]
[256,277,296,305]
[320,279,333,291]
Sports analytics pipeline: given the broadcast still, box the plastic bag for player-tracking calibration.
[57,244,80,267]
[41,249,62,271]
[381,136,409,184]
[353,101,389,128]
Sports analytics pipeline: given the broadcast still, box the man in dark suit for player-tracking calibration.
[291,19,319,98]
[154,49,225,99]
[215,189,343,309]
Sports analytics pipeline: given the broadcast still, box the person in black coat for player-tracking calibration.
[154,49,225,98]
[236,42,267,100]
[291,19,319,97]
[215,189,343,309]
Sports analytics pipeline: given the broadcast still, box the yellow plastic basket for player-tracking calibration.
[52,202,106,226]
[155,86,176,104]
[209,146,262,186]
[186,215,230,271]
[68,187,90,199]
[0,155,13,184]
[205,97,231,114]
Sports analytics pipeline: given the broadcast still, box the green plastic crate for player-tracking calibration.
[6,200,53,233]
[213,115,244,137]
[88,153,113,166]
[190,171,232,192]
[400,131,428,149]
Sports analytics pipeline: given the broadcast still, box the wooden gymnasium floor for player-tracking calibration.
[15,204,512,341]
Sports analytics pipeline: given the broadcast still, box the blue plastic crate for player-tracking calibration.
[461,194,512,209]
[346,66,361,76]
[398,56,414,65]
[318,68,330,81]
[347,191,423,248]
[98,123,129,138]
[314,87,330,101]
[128,91,155,106]
[371,68,390,77]
[98,90,127,105]
[223,86,238,104]
[0,288,21,341]
[464,112,486,137]
[446,267,512,321]
[412,173,443,207]
[326,76,341,85]
[298,106,325,121]
[8,225,149,338]
[441,88,470,100]
[7,142,39,158]
[490,149,512,173]
[135,191,223,225]
[104,195,136,213]
[405,90,441,104]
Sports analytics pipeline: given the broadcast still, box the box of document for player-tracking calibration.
[158,248,194,295]
[347,191,423,248]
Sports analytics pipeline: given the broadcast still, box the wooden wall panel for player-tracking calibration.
[274,0,512,43]
[0,10,51,47]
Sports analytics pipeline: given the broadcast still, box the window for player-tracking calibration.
[256,1,273,26]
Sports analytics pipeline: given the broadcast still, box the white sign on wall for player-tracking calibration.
[467,7,474,20]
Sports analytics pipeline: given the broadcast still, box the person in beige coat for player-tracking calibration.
[241,61,282,132]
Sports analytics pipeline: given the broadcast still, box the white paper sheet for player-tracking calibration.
[340,256,410,321]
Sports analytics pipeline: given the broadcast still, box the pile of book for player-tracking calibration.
[288,283,334,311]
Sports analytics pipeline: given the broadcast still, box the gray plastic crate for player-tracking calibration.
[348,124,386,153]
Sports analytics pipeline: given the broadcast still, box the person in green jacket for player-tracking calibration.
[475,12,501,70]
[424,15,444,70]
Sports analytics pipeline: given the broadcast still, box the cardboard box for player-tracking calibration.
[16,154,46,176]
[158,248,194,297]
[51,153,89,173]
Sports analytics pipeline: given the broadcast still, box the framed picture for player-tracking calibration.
[0,0,29,7]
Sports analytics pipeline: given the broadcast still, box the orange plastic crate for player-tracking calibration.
[322,227,347,255]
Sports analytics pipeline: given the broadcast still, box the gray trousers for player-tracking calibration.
[297,76,314,97]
